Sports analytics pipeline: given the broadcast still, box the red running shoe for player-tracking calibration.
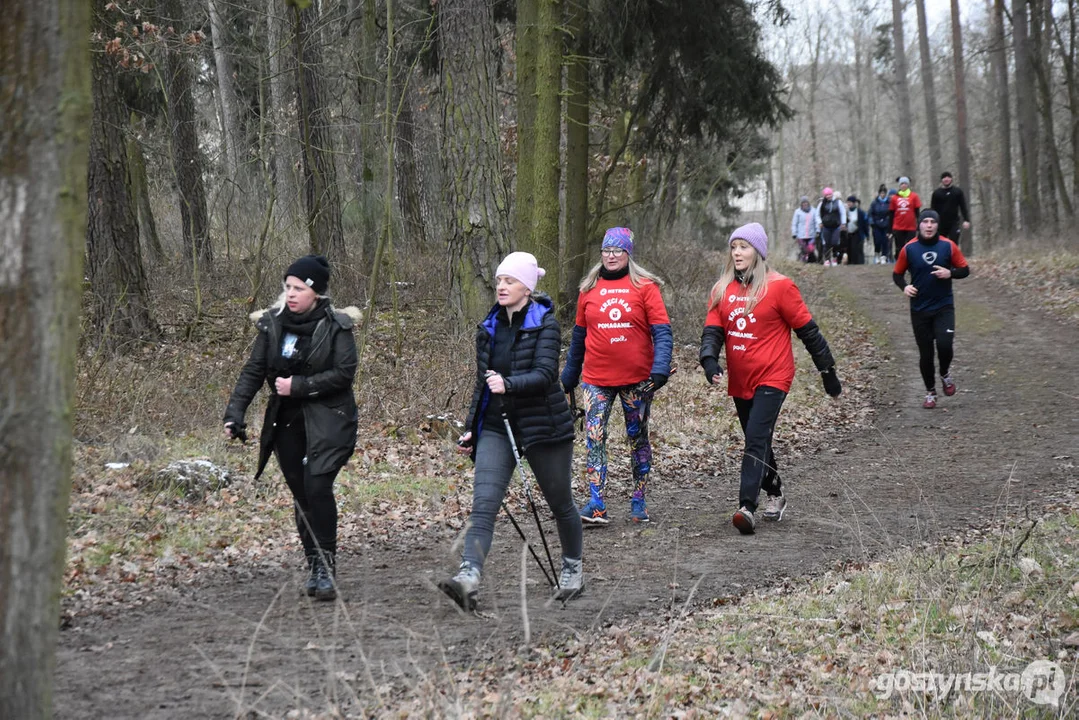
[923,391,937,409]
[941,374,956,396]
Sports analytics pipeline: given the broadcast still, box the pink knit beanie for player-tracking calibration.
[495,251,545,291]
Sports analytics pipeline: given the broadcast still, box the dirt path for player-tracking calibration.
[54,268,1079,718]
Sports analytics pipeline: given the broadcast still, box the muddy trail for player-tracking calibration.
[54,267,1079,718]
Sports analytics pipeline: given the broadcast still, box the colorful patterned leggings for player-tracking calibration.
[580,382,653,503]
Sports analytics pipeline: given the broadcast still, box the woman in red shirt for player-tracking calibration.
[561,228,673,524]
[699,223,842,535]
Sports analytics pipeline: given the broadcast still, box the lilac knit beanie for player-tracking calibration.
[729,222,769,259]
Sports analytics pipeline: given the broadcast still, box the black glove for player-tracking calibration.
[638,373,667,394]
[701,357,723,384]
[226,422,248,443]
[561,374,579,395]
[821,367,842,397]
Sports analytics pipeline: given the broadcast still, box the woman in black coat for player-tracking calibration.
[440,252,584,611]
[223,255,358,601]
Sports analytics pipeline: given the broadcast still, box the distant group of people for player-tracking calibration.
[792,172,970,267]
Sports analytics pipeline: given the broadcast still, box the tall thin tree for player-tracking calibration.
[529,0,563,293]
[949,0,974,254]
[0,1,90,715]
[915,0,942,180]
[1013,0,1041,232]
[891,0,917,177]
[991,0,1014,235]
[564,0,591,305]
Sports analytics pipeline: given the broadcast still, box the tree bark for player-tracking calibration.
[266,0,301,225]
[950,0,975,254]
[161,0,213,265]
[126,125,163,262]
[892,0,917,177]
[1013,0,1042,232]
[208,0,242,184]
[915,0,942,182]
[563,0,590,309]
[293,1,346,261]
[529,0,562,293]
[439,0,510,320]
[514,0,538,244]
[0,1,90,716]
[992,0,1014,234]
[88,1,158,349]
[349,0,380,270]
[394,83,427,249]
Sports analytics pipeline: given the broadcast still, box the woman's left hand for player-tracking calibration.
[275,376,293,396]
[485,371,506,394]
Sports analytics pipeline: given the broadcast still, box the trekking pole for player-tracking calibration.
[500,499,556,589]
[493,392,559,589]
[568,389,585,432]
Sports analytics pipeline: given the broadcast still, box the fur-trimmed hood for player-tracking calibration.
[249,305,363,326]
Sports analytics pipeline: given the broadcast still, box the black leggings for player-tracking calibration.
[911,306,956,392]
[732,386,787,513]
[275,417,340,555]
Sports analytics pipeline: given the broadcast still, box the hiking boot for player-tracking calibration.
[555,557,584,601]
[579,497,609,525]
[941,374,956,396]
[761,494,787,521]
[923,390,937,409]
[313,551,336,601]
[439,562,480,611]
[732,506,756,535]
[629,496,650,523]
[304,555,318,597]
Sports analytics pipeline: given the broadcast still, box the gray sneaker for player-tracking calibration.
[439,562,480,611]
[555,557,585,601]
[761,494,787,521]
[733,506,756,535]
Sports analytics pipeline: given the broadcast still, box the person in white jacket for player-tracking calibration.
[790,196,819,263]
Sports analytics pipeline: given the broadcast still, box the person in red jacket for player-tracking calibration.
[699,223,842,535]
[561,227,674,524]
[888,176,921,261]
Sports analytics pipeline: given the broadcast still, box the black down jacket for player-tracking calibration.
[465,294,574,458]
[224,305,358,478]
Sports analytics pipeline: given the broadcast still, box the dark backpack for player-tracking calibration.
[820,200,841,229]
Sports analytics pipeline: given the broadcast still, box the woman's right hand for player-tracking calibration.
[224,422,236,439]
[456,432,473,454]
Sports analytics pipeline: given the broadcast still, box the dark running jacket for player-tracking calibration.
[224,304,359,478]
[893,235,970,313]
[465,294,574,458]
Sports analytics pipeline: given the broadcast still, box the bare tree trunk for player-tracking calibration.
[349,0,380,269]
[808,24,823,190]
[950,0,975,254]
[161,0,213,265]
[514,0,538,243]
[394,83,427,249]
[208,0,241,184]
[915,0,943,181]
[892,0,917,176]
[439,0,510,320]
[126,124,163,263]
[88,4,158,348]
[0,1,90,715]
[992,0,1015,233]
[1061,0,1079,208]
[1013,0,1042,232]
[563,0,590,310]
[529,0,562,292]
[293,1,346,261]
[266,0,300,225]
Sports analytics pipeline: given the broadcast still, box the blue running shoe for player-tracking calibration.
[579,497,609,525]
[629,497,650,523]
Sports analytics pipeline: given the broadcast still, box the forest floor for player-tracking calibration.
[52,252,1079,718]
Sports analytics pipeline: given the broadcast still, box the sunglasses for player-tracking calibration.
[601,248,626,256]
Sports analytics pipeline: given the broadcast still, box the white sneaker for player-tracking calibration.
[555,557,584,601]
[733,506,756,535]
[761,495,787,521]
[439,562,480,610]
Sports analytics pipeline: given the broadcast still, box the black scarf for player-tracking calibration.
[280,298,329,336]
[599,265,630,281]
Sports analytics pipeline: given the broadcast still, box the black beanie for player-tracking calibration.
[919,209,940,224]
[284,254,330,294]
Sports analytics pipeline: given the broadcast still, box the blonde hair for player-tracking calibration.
[269,282,331,316]
[579,256,665,292]
[708,247,770,314]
